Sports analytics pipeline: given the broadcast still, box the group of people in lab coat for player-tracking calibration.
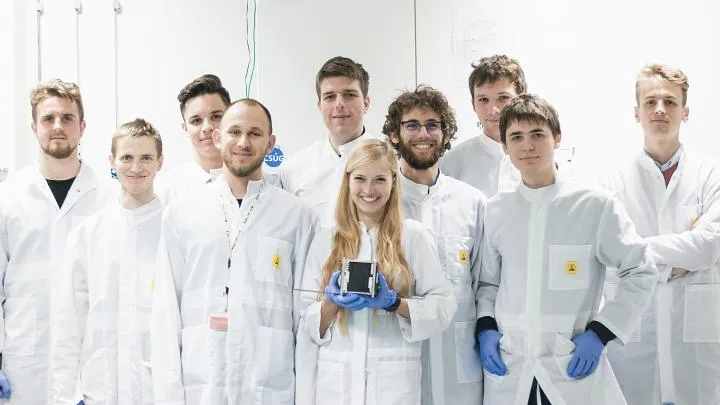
[0,53,717,405]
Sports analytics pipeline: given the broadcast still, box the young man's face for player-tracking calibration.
[213,103,275,179]
[502,119,559,178]
[109,136,163,198]
[317,76,369,142]
[635,77,688,142]
[473,78,518,142]
[182,93,227,160]
[390,107,445,170]
[32,96,86,159]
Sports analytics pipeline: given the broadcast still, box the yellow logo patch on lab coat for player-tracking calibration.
[565,261,578,275]
[272,254,281,269]
[458,249,469,265]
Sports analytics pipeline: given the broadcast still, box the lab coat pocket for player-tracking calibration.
[683,284,720,342]
[81,348,111,401]
[180,325,208,389]
[254,236,293,287]
[553,334,577,379]
[253,326,294,393]
[674,204,700,232]
[373,359,421,405]
[316,359,346,405]
[3,298,37,355]
[454,321,483,383]
[548,245,592,291]
[443,235,473,280]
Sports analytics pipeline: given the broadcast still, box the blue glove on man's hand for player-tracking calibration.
[0,371,11,399]
[567,329,603,379]
[365,272,398,310]
[478,330,507,376]
[324,271,369,311]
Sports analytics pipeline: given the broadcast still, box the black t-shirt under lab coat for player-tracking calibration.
[47,177,76,208]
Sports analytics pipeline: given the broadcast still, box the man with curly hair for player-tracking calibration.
[384,85,487,405]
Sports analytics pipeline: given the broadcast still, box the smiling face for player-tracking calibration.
[213,102,275,180]
[348,158,393,225]
[32,96,85,159]
[635,77,689,143]
[317,76,369,144]
[391,107,445,170]
[110,136,163,199]
[182,93,227,161]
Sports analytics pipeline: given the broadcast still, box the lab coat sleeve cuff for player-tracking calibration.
[592,315,628,345]
[657,264,673,283]
[304,301,333,345]
[587,321,617,345]
[397,299,418,342]
[475,316,499,340]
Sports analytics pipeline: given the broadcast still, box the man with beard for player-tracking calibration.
[0,79,112,404]
[383,85,487,405]
[151,99,319,404]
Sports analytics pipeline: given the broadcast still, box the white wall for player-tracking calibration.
[418,0,720,181]
[7,0,720,179]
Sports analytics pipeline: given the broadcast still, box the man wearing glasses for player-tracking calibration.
[384,86,487,405]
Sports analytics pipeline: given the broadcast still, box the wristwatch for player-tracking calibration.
[384,295,402,312]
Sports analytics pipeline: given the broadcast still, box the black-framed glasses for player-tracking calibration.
[400,120,443,135]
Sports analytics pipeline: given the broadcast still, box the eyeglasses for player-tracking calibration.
[400,120,443,135]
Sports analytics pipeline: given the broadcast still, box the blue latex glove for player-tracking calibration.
[0,371,11,399]
[365,272,398,310]
[77,401,85,405]
[567,329,603,379]
[324,271,369,311]
[478,330,507,376]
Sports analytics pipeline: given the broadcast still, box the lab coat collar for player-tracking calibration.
[188,161,223,184]
[216,176,265,203]
[57,161,99,216]
[477,132,506,160]
[116,196,162,224]
[637,144,685,173]
[518,173,564,203]
[324,129,374,158]
[399,168,443,202]
[358,221,380,236]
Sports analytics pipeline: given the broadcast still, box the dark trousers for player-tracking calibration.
[527,378,552,405]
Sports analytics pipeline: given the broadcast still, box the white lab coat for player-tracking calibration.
[155,161,224,205]
[48,197,162,405]
[440,134,520,197]
[0,163,113,405]
[399,173,486,405]
[478,177,657,405]
[279,132,383,227]
[151,177,319,405]
[603,149,720,405]
[296,219,458,405]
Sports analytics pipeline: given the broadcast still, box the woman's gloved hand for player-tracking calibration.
[324,271,369,311]
[365,272,398,310]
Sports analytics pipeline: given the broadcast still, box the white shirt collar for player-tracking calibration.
[644,144,683,172]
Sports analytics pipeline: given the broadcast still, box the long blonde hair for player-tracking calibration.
[320,140,413,333]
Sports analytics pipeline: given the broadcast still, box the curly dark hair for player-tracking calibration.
[382,85,458,155]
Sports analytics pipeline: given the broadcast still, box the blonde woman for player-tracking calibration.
[295,139,457,405]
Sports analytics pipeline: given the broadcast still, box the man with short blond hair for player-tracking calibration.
[604,63,720,405]
[0,79,111,404]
